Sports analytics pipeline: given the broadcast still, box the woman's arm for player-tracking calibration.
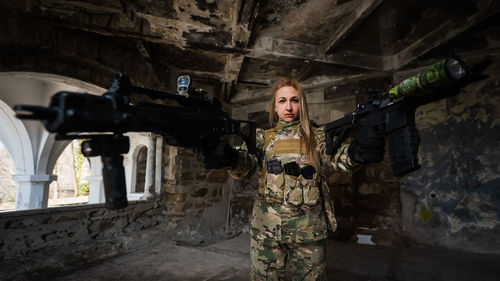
[315,127,359,173]
[230,128,265,179]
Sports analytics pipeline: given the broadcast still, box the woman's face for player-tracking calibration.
[275,86,300,122]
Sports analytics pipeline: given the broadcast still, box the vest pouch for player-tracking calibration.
[300,174,320,206]
[284,174,302,206]
[265,173,284,202]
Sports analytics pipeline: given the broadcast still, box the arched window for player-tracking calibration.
[125,135,160,200]
[134,146,148,193]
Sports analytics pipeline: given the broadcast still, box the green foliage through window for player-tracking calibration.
[74,140,89,196]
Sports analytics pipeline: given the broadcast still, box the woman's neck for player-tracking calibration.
[276,119,300,130]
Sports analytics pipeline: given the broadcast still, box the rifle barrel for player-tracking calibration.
[14,105,57,120]
[389,57,467,99]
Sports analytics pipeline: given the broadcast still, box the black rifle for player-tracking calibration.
[14,74,256,210]
[324,56,488,177]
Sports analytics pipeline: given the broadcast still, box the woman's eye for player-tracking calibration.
[291,99,299,103]
[278,99,286,103]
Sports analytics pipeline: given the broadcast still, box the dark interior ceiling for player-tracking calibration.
[1,0,499,106]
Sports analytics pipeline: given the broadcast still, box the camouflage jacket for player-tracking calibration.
[231,120,357,244]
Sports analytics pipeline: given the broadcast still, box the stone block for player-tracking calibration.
[165,183,178,193]
[196,174,207,181]
[166,179,178,186]
[191,188,208,198]
[172,203,186,213]
[181,172,193,181]
[182,202,193,211]
[207,170,229,183]
[182,158,191,169]
[195,202,207,209]
[211,188,218,197]
[55,216,78,223]
[166,193,186,203]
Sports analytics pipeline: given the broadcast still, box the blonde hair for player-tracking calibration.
[269,78,318,167]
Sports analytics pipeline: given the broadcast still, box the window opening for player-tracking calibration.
[0,140,16,212]
[134,146,148,193]
[48,140,90,207]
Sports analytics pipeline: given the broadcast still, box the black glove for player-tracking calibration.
[201,141,238,169]
[348,130,385,164]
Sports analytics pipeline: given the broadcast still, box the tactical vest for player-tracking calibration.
[259,127,320,207]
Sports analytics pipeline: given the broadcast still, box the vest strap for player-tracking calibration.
[264,128,276,149]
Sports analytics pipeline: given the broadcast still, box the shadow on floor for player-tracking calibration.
[45,233,500,281]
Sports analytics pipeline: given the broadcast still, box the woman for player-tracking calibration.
[202,77,384,280]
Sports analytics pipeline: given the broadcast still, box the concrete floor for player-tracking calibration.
[50,233,500,281]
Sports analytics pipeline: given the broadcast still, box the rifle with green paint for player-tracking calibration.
[324,56,488,176]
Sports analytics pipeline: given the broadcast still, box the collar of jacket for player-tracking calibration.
[275,119,300,130]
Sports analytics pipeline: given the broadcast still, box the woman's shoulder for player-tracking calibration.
[255,127,267,149]
[313,124,325,139]
[256,128,266,138]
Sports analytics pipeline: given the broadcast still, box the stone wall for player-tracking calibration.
[0,200,166,280]
[162,146,253,245]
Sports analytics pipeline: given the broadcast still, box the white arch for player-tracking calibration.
[37,130,70,175]
[0,99,34,176]
[0,72,105,209]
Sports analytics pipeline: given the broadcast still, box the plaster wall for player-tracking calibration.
[399,60,500,254]
[48,142,77,199]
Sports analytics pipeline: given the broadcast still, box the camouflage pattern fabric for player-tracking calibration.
[230,120,357,280]
[250,236,327,281]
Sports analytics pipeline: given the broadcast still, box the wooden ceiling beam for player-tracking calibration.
[246,36,384,70]
[323,0,384,54]
[384,0,500,70]
[230,71,388,105]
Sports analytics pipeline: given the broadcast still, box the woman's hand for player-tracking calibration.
[347,130,385,164]
[201,141,238,169]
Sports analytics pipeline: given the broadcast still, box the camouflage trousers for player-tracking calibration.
[250,237,327,281]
